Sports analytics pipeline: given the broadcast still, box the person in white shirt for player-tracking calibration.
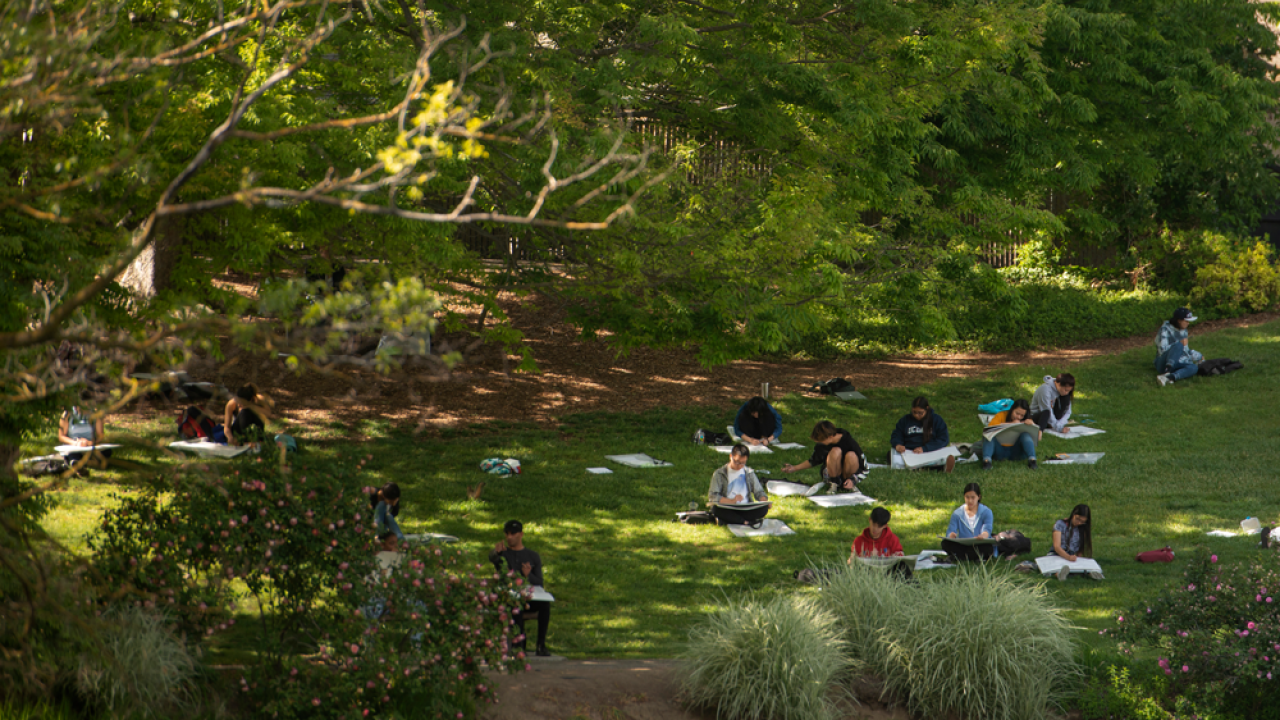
[707,444,770,526]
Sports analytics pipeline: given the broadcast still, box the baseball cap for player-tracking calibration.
[1173,307,1198,323]
[503,519,523,534]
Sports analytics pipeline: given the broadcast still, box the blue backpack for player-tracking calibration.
[978,398,1013,414]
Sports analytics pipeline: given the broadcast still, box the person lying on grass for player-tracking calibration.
[889,395,955,472]
[940,482,997,562]
[733,395,783,446]
[981,399,1041,471]
[849,506,904,562]
[707,444,770,526]
[782,421,868,493]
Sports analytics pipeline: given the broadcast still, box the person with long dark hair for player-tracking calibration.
[224,383,268,447]
[733,396,783,446]
[889,396,954,472]
[981,398,1040,470]
[1030,373,1075,434]
[1049,504,1102,581]
[369,482,404,541]
[940,482,997,561]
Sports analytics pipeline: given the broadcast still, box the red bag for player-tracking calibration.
[1136,546,1175,563]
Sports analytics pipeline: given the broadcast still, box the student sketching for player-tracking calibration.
[849,506,904,561]
[889,396,954,472]
[707,444,770,526]
[1049,504,1103,581]
[781,421,869,493]
[940,482,997,561]
[489,520,552,657]
[733,396,783,446]
[224,384,268,447]
[1155,307,1203,387]
[1030,373,1075,434]
[369,482,405,542]
[58,405,110,470]
[981,399,1040,470]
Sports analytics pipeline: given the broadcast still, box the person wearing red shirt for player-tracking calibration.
[849,507,904,562]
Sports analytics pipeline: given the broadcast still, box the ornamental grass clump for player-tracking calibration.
[680,594,849,720]
[72,605,199,718]
[879,566,1077,720]
[818,562,905,673]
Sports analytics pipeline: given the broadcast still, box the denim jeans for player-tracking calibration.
[1155,345,1200,381]
[982,433,1036,462]
[375,500,404,541]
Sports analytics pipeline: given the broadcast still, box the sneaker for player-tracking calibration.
[1157,373,1173,387]
[1015,561,1036,573]
[1027,459,1038,470]
[944,455,956,473]
[1087,571,1105,581]
[1056,565,1070,582]
[535,644,551,657]
[981,459,992,470]
[1261,526,1272,550]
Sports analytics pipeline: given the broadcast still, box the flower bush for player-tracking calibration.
[1109,552,1280,719]
[89,454,527,719]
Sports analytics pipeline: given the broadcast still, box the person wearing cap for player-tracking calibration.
[1155,308,1203,387]
[489,520,551,657]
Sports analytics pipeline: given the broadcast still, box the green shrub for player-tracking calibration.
[1191,240,1280,315]
[680,594,849,720]
[818,563,903,673]
[73,605,199,718]
[1078,665,1172,720]
[878,567,1077,720]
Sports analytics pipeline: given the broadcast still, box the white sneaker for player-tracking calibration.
[1087,571,1105,581]
[1056,565,1070,582]
[1157,373,1172,387]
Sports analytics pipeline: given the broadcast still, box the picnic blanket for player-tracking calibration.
[605,453,672,467]
[726,519,795,537]
[169,440,253,458]
[806,492,877,508]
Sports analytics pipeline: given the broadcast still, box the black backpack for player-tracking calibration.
[995,529,1032,557]
[1198,358,1243,376]
[21,456,68,477]
[812,378,854,395]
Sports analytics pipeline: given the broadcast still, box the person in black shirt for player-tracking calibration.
[489,519,551,657]
[781,421,869,492]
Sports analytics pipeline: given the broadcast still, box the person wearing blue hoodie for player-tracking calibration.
[733,396,783,446]
[888,396,954,472]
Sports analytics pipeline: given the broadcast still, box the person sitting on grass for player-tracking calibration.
[781,421,868,493]
[223,383,269,447]
[1030,373,1075,434]
[981,399,1040,471]
[940,482,997,561]
[889,396,954,472]
[849,506,904,562]
[733,396,783,446]
[1155,307,1203,387]
[58,405,110,471]
[369,482,405,542]
[1049,504,1103,582]
[707,444,770,526]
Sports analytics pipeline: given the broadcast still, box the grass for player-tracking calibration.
[27,318,1280,667]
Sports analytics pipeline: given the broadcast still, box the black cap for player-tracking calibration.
[1173,307,1198,323]
[503,519,523,534]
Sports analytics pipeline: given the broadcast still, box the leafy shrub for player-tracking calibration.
[73,605,199,717]
[1078,665,1172,720]
[89,455,527,720]
[818,563,903,672]
[1109,553,1280,719]
[1191,241,1280,315]
[878,567,1077,720]
[680,594,848,720]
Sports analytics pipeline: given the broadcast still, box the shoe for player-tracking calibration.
[1087,571,1105,581]
[1015,561,1036,573]
[1056,565,1070,582]
[1261,527,1272,549]
[981,459,992,471]
[944,455,956,473]
[1157,373,1172,387]
[535,644,551,657]
[1027,460,1038,470]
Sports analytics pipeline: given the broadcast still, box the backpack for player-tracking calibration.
[1198,358,1243,376]
[178,406,216,440]
[693,429,735,446]
[994,529,1032,557]
[1136,546,1175,563]
[978,398,1014,414]
[21,456,68,477]
[678,511,715,525]
[812,378,854,395]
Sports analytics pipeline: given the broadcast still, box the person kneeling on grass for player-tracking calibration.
[707,444,770,526]
[981,399,1040,471]
[782,421,869,493]
[940,482,997,561]
[889,396,954,472]
[733,396,783,446]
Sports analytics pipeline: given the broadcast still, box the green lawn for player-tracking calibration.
[33,319,1280,662]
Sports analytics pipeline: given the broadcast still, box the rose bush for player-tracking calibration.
[90,454,527,719]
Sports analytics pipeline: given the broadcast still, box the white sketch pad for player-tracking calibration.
[899,446,962,469]
[605,453,672,467]
[529,586,555,602]
[727,519,795,537]
[586,467,613,474]
[1044,426,1106,439]
[1035,555,1103,576]
[712,444,772,454]
[772,442,806,450]
[1043,453,1106,465]
[403,533,458,544]
[914,550,957,571]
[806,492,877,508]
[56,444,121,455]
[857,554,920,571]
[169,441,253,458]
[766,480,818,497]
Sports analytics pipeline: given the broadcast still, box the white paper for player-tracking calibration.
[711,444,772,454]
[604,453,672,468]
[1206,530,1238,537]
[896,445,962,469]
[169,441,253,458]
[55,443,121,454]
[914,550,957,571]
[1043,452,1106,465]
[772,442,806,450]
[766,480,814,497]
[1044,426,1106,439]
[403,533,458,544]
[857,554,919,570]
[977,413,994,426]
[806,492,877,508]
[727,519,795,537]
[586,467,613,474]
[529,586,555,602]
[1035,555,1104,576]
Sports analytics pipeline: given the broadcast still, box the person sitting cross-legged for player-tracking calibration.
[707,444,770,526]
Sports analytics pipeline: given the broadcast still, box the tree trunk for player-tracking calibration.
[118,215,184,298]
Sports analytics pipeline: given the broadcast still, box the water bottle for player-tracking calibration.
[694,429,704,445]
